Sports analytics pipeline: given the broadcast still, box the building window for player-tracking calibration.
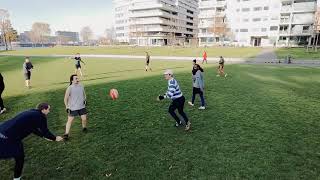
[253,7,262,11]
[240,29,248,32]
[261,28,267,32]
[242,8,250,12]
[243,18,249,22]
[303,26,310,31]
[270,26,278,31]
[201,38,207,42]
[264,6,269,10]
[252,18,261,22]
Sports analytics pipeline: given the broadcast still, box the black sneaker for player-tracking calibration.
[63,134,69,140]
[82,128,88,133]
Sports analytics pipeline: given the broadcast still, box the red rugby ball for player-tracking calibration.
[109,89,119,100]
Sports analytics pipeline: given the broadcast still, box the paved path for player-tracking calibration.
[1,53,320,66]
[254,48,277,62]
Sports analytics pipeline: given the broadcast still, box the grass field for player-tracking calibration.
[276,48,320,60]
[0,46,262,58]
[1,56,320,179]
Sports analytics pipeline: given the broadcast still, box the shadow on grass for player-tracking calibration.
[1,65,320,179]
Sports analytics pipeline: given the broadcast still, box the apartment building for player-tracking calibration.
[114,0,199,46]
[198,0,227,46]
[114,0,318,47]
[277,0,317,46]
[200,0,317,47]
[55,31,80,44]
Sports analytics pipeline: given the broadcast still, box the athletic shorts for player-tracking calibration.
[75,64,81,69]
[0,138,24,158]
[68,108,87,117]
[219,64,224,69]
[24,72,31,80]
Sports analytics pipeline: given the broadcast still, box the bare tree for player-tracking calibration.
[0,9,10,50]
[5,26,18,50]
[80,26,93,45]
[105,27,116,45]
[30,22,51,46]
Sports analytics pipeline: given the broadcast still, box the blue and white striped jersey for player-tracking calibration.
[165,78,183,100]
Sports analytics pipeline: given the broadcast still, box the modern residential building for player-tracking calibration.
[114,0,131,43]
[114,0,318,47]
[114,0,199,46]
[55,31,80,44]
[198,0,228,46]
[277,0,317,46]
[200,0,317,47]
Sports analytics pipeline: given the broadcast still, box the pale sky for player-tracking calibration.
[0,0,114,37]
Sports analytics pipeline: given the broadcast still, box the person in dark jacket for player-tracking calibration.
[0,103,63,180]
[0,73,6,114]
[23,57,33,88]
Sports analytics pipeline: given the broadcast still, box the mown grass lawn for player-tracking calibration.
[0,46,261,58]
[276,48,320,60]
[1,56,320,179]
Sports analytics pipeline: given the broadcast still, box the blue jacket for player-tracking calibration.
[0,109,56,141]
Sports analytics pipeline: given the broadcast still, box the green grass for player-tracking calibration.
[276,48,320,60]
[1,56,320,179]
[0,46,261,58]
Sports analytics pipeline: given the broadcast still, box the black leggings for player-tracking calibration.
[168,96,189,124]
[0,88,4,109]
[14,155,24,178]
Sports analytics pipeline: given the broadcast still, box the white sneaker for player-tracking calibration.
[0,108,6,114]
[198,106,206,110]
[216,74,220,77]
[225,73,228,77]
[185,121,191,131]
[188,101,194,106]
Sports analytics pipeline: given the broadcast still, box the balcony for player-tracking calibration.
[130,10,176,18]
[280,19,290,24]
[279,30,289,35]
[293,2,316,12]
[199,0,226,8]
[131,18,174,26]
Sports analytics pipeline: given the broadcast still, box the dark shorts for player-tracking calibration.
[24,71,31,80]
[75,64,81,69]
[68,108,87,117]
[0,138,24,159]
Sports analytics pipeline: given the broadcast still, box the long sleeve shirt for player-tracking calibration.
[192,70,204,91]
[164,78,183,100]
[0,109,56,141]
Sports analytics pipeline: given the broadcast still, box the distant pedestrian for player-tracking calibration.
[70,53,85,76]
[202,51,207,64]
[217,56,227,77]
[0,73,6,114]
[23,57,33,88]
[145,52,152,71]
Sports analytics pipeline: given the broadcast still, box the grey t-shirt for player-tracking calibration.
[67,84,86,111]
